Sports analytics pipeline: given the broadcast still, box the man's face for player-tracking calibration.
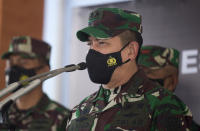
[6,54,41,72]
[4,54,44,87]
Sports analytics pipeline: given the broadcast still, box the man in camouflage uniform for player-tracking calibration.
[66,8,193,131]
[138,45,200,130]
[1,36,71,130]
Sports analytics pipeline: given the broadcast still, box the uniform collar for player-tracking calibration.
[7,93,50,125]
[89,69,148,113]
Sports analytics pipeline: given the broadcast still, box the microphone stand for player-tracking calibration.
[0,62,86,130]
[0,64,81,98]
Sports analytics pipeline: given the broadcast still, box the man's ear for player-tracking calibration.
[164,73,178,92]
[171,73,178,91]
[128,41,139,60]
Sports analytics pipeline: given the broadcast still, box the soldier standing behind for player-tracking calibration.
[1,36,71,131]
[138,45,180,92]
[138,45,200,130]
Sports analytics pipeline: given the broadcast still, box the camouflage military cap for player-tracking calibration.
[138,45,179,69]
[77,8,142,42]
[1,36,51,64]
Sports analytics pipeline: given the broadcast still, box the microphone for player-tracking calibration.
[0,62,87,98]
[0,62,86,109]
[64,62,87,72]
[77,62,87,70]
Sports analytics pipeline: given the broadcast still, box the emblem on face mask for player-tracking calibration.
[20,75,29,85]
[107,56,117,67]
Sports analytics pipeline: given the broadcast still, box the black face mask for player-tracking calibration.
[149,78,164,86]
[5,65,42,86]
[86,42,130,84]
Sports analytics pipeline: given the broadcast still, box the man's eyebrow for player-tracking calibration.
[98,39,109,43]
[87,38,109,43]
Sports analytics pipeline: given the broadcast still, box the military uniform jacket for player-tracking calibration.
[5,93,71,131]
[66,69,193,131]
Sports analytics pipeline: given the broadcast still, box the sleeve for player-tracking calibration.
[148,91,193,131]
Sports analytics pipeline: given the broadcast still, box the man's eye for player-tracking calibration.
[87,42,91,46]
[99,41,105,45]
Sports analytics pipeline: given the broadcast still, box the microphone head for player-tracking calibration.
[78,62,87,70]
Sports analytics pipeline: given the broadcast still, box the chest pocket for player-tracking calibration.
[26,118,53,131]
[109,100,151,130]
[68,114,96,131]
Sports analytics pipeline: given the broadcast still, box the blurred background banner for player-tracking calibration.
[0,0,199,124]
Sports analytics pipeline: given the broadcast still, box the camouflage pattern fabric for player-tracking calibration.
[1,36,51,64]
[66,69,193,131]
[2,94,70,131]
[77,8,142,42]
[138,45,179,69]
